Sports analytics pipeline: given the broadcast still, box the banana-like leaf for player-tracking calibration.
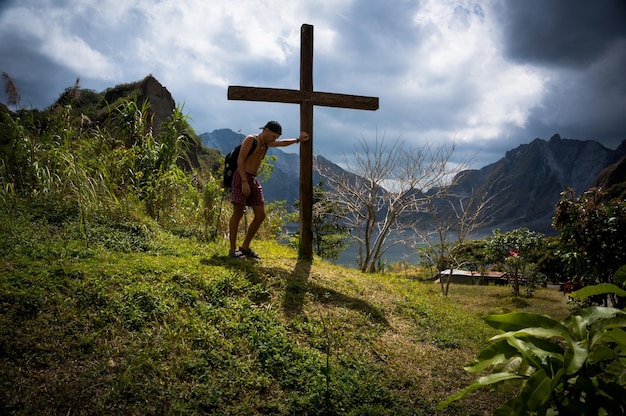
[494,356,523,373]
[493,327,572,345]
[491,333,566,369]
[567,306,624,343]
[569,314,587,340]
[518,369,552,411]
[484,312,569,337]
[464,339,524,373]
[590,344,619,363]
[570,283,626,301]
[590,316,626,348]
[599,328,626,347]
[437,372,524,409]
[492,398,516,416]
[574,306,625,323]
[563,340,588,375]
[614,265,626,285]
[603,358,626,384]
[500,335,548,370]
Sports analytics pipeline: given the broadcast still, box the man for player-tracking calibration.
[229,120,310,259]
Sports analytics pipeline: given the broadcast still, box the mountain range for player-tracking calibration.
[202,128,626,234]
[31,74,623,235]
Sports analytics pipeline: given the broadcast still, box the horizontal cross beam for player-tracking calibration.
[228,86,379,111]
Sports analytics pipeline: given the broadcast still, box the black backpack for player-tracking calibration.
[222,137,257,189]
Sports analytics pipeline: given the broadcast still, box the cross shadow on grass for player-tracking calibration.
[200,254,264,284]
[282,257,389,326]
[201,254,388,325]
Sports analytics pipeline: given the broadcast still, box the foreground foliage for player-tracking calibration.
[0,205,572,415]
[553,187,626,307]
[440,267,626,415]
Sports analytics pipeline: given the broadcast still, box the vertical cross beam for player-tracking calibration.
[228,24,378,260]
[299,24,314,260]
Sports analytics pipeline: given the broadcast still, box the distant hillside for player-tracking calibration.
[448,134,626,233]
[55,75,222,177]
[202,129,626,233]
[595,154,626,201]
[7,73,625,233]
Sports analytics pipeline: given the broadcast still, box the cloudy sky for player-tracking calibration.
[1,0,625,169]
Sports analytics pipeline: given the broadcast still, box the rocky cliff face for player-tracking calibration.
[139,75,176,135]
[450,134,626,232]
[101,75,175,136]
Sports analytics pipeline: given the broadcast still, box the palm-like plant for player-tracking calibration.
[439,266,626,415]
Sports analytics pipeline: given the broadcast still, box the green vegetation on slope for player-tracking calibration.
[0,211,570,415]
[0,77,574,415]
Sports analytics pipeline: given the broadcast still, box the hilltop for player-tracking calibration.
[0,223,570,414]
[0,74,597,415]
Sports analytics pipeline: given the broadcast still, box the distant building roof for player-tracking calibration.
[435,269,507,278]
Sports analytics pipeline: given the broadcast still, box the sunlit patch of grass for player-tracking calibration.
[1,225,571,415]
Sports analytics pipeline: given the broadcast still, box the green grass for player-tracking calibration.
[0,224,570,415]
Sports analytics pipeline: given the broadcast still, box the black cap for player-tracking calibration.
[260,120,282,135]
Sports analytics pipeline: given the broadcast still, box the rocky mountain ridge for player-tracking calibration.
[202,129,626,233]
[42,74,623,234]
[449,134,626,232]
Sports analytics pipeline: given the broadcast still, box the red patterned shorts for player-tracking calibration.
[230,171,264,206]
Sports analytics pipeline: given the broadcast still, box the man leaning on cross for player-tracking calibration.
[228,120,309,259]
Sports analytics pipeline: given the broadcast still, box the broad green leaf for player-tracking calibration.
[589,344,618,363]
[437,373,524,409]
[570,283,626,301]
[494,356,523,373]
[614,265,626,285]
[500,335,547,370]
[600,328,626,347]
[518,369,552,411]
[563,341,588,375]
[550,368,565,391]
[590,316,626,348]
[603,358,626,384]
[493,398,516,416]
[569,306,625,332]
[569,314,587,340]
[464,339,519,373]
[501,327,573,344]
[490,333,565,369]
[484,312,569,336]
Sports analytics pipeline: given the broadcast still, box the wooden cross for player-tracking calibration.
[228,23,379,260]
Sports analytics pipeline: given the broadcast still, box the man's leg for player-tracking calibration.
[240,204,266,251]
[229,203,245,252]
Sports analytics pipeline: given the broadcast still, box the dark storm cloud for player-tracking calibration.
[496,0,626,68]
[493,0,626,150]
[1,0,624,169]
[0,31,74,108]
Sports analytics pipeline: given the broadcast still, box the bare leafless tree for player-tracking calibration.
[317,134,464,272]
[414,174,503,295]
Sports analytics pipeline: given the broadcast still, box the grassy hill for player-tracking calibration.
[0,75,572,415]
[1,215,570,415]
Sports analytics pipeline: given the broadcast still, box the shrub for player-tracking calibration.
[439,266,626,415]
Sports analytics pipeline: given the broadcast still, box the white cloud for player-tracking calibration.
[379,0,545,143]
[1,0,623,170]
[0,3,117,80]
[43,30,117,79]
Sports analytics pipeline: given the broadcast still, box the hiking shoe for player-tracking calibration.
[229,249,246,259]
[239,247,261,259]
